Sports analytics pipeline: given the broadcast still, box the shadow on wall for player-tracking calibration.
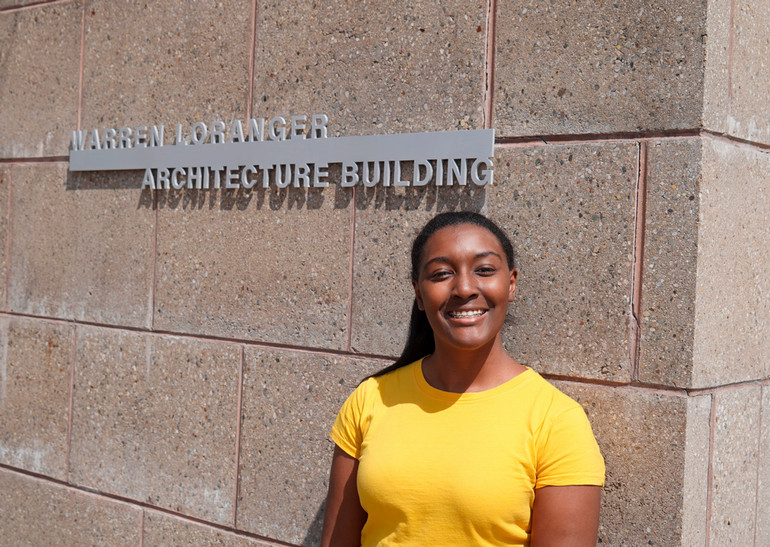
[303,502,326,546]
[65,165,487,213]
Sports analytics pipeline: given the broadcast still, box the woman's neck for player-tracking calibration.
[422,341,526,393]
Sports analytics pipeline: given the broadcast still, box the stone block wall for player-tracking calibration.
[0,0,767,545]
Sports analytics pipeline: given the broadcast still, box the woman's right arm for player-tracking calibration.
[320,445,367,547]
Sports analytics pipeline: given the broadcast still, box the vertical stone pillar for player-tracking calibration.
[491,0,768,544]
[643,0,770,543]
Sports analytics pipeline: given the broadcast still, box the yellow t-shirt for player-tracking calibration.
[330,359,605,546]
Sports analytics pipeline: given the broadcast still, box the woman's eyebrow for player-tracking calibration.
[474,250,502,260]
[423,256,451,268]
[422,250,503,268]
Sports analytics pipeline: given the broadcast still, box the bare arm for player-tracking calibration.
[321,445,367,547]
[530,485,602,547]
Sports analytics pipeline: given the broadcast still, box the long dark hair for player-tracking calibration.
[373,211,515,377]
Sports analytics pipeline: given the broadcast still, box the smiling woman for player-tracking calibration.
[321,212,605,547]
[414,223,519,388]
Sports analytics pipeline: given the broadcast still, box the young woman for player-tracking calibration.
[321,212,604,546]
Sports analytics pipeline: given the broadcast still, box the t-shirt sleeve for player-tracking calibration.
[535,405,605,488]
[329,379,370,459]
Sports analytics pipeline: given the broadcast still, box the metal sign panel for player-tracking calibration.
[69,115,495,188]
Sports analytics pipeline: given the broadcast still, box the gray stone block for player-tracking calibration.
[69,327,240,524]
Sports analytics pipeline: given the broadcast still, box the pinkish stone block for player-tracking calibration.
[727,0,770,145]
[7,164,154,327]
[0,468,141,546]
[69,327,240,524]
[236,347,380,545]
[681,393,712,546]
[757,386,770,546]
[709,387,761,545]
[0,317,73,479]
[81,0,251,137]
[0,2,81,157]
[253,0,487,136]
[154,187,351,349]
[557,381,710,546]
[488,143,638,381]
[494,0,707,136]
[702,0,731,133]
[639,139,701,387]
[692,139,770,387]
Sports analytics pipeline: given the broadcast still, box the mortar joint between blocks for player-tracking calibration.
[483,0,498,129]
[65,325,77,484]
[345,186,357,353]
[629,140,648,382]
[231,344,246,529]
[705,392,717,547]
[4,166,12,312]
[726,0,736,122]
[77,0,86,133]
[246,0,258,121]
[753,386,763,545]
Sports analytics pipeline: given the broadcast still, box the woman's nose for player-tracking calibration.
[453,270,478,298]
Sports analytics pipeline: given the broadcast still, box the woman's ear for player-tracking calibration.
[508,269,518,302]
[413,280,425,310]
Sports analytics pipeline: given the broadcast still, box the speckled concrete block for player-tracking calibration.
[681,392,712,547]
[488,143,637,381]
[727,0,770,145]
[69,327,240,524]
[757,387,770,546]
[81,0,250,136]
[253,0,487,136]
[143,510,272,547]
[0,468,141,546]
[640,137,770,389]
[0,317,72,479]
[7,164,154,327]
[494,0,706,136]
[710,387,761,546]
[0,2,81,158]
[350,184,486,356]
[638,139,701,387]
[154,187,351,349]
[702,0,731,133]
[236,348,380,545]
[691,139,770,387]
[556,382,711,546]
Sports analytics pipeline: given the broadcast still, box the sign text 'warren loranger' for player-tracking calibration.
[69,114,495,189]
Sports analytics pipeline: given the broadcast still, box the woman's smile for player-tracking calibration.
[446,309,487,319]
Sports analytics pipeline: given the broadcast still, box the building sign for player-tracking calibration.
[69,114,494,189]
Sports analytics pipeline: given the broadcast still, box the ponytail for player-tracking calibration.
[372,300,434,377]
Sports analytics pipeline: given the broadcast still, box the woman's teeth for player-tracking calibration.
[448,310,485,318]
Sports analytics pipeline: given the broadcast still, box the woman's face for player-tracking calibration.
[413,223,517,354]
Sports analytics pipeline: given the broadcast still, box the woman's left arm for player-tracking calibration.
[530,485,602,547]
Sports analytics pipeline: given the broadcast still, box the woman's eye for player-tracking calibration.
[477,267,496,275]
[430,270,452,280]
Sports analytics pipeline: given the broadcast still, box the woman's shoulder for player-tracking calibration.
[366,359,421,384]
[350,360,422,403]
[522,368,587,415]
